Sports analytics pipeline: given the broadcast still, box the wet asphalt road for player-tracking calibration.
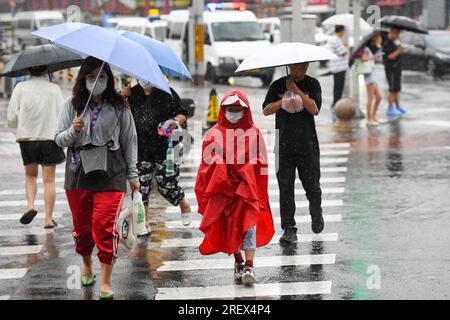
[0,65,449,300]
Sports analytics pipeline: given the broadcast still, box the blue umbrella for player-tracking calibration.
[32,23,171,95]
[117,30,192,80]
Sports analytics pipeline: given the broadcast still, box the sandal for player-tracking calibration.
[99,291,114,300]
[44,219,58,229]
[20,209,38,225]
[81,274,96,287]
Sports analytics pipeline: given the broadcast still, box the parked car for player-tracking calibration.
[400,30,450,78]
[14,11,65,48]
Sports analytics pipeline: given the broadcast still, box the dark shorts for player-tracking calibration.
[19,140,66,167]
[385,67,402,93]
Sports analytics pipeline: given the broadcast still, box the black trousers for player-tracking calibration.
[332,71,346,107]
[276,153,322,230]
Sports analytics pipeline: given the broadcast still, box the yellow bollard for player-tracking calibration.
[203,88,219,135]
[207,88,219,125]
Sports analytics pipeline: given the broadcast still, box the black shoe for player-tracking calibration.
[44,219,58,229]
[311,215,324,234]
[279,227,298,243]
[20,209,38,225]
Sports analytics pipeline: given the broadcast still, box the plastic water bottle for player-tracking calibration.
[166,146,175,175]
[166,135,175,175]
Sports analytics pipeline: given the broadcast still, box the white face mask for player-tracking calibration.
[225,110,243,124]
[86,78,108,96]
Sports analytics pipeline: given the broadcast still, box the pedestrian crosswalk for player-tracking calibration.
[152,135,351,300]
[0,167,69,299]
[0,124,351,300]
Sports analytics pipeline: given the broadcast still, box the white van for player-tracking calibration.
[115,17,167,42]
[258,17,281,44]
[165,9,274,85]
[14,11,65,48]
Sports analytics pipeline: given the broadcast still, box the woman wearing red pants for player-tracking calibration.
[55,57,140,299]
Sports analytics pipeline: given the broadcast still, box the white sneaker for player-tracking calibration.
[234,263,245,281]
[181,211,192,226]
[241,267,257,286]
[136,223,152,238]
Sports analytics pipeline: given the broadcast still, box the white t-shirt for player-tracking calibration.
[7,77,65,141]
[328,35,349,73]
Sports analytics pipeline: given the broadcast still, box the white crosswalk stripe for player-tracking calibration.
[165,199,343,214]
[186,142,351,150]
[0,269,28,280]
[184,188,345,200]
[156,281,333,300]
[161,233,339,248]
[184,149,350,159]
[179,177,346,188]
[181,158,348,171]
[0,245,43,256]
[0,199,67,208]
[0,188,65,196]
[165,214,343,229]
[0,211,64,221]
[180,157,349,168]
[157,254,336,272]
[177,167,348,178]
[0,227,52,237]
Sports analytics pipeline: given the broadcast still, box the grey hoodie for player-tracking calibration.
[55,98,139,188]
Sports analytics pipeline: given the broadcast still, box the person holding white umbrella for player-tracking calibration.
[262,63,324,243]
[236,42,336,244]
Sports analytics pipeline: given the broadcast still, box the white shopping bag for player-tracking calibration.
[131,191,150,237]
[117,208,136,250]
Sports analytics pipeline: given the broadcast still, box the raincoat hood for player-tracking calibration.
[218,89,254,130]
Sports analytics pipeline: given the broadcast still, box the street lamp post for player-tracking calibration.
[352,0,364,118]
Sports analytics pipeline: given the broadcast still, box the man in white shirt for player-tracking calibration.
[7,65,65,228]
[328,25,349,123]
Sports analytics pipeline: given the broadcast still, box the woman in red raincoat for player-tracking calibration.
[195,89,274,285]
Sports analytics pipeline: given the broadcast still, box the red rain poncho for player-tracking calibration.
[195,89,275,255]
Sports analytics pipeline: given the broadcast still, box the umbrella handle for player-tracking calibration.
[80,60,106,118]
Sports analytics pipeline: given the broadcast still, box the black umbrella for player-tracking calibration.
[349,29,386,66]
[0,44,83,78]
[380,15,429,35]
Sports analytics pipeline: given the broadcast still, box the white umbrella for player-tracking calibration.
[235,42,337,73]
[322,13,373,33]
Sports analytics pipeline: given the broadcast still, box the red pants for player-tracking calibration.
[66,190,125,265]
